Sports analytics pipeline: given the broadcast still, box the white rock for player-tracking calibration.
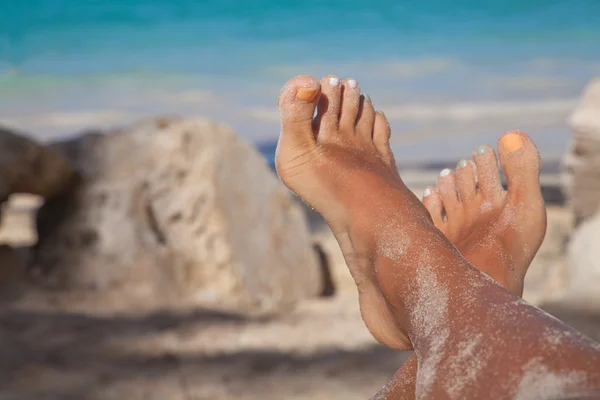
[34,117,320,315]
[563,78,600,224]
[564,212,600,309]
[569,78,600,138]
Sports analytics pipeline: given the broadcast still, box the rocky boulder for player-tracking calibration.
[0,125,75,203]
[33,117,320,315]
[0,126,75,302]
[562,78,600,225]
[564,211,600,310]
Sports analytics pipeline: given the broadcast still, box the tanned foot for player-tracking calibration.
[373,132,547,399]
[277,75,414,349]
[422,132,547,296]
[277,75,600,399]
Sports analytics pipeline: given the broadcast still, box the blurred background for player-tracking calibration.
[2,0,599,159]
[1,1,600,399]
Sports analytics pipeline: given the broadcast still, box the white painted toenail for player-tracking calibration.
[423,188,431,197]
[476,145,488,155]
[348,79,358,89]
[329,77,340,87]
[458,159,469,169]
[440,168,451,177]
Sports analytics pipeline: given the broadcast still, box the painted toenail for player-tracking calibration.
[296,88,319,102]
[328,77,340,87]
[500,133,524,153]
[348,79,358,89]
[364,94,372,103]
[423,188,431,197]
[379,111,386,117]
[458,159,469,169]
[440,168,451,177]
[476,145,488,156]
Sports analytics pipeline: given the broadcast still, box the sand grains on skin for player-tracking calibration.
[276,75,419,350]
[422,131,547,295]
[411,264,450,398]
[278,76,600,400]
[444,333,490,397]
[515,358,588,400]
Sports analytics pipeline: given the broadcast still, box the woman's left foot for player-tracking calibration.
[422,131,547,295]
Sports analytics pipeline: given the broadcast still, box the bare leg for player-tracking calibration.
[277,75,600,399]
[374,131,547,398]
[372,356,419,400]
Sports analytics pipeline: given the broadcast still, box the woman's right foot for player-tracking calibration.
[422,131,547,295]
[277,75,418,350]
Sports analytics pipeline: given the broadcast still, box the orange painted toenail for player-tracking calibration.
[296,88,319,102]
[501,133,523,153]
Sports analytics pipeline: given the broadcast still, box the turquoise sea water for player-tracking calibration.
[1,0,600,160]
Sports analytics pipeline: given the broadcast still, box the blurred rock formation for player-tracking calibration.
[561,78,600,309]
[0,125,75,203]
[32,117,320,315]
[562,78,600,226]
[0,125,76,301]
[565,212,600,309]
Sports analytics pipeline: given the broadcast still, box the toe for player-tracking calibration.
[437,168,461,221]
[278,75,320,149]
[314,75,342,140]
[497,130,543,205]
[356,94,376,141]
[455,159,478,203]
[373,111,396,170]
[339,78,362,132]
[472,144,503,200]
[423,187,444,227]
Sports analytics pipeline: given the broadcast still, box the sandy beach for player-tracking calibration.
[0,173,597,399]
[2,2,600,398]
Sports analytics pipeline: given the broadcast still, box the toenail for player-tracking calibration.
[348,79,358,89]
[423,188,432,197]
[440,168,452,177]
[457,159,469,169]
[500,133,524,153]
[328,77,340,87]
[476,145,488,156]
[364,94,372,103]
[379,111,386,117]
[296,88,319,102]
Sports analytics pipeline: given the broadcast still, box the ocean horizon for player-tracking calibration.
[1,0,600,161]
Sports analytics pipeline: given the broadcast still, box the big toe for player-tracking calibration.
[497,130,543,206]
[278,75,320,150]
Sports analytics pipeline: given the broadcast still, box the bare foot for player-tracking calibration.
[277,75,415,349]
[422,132,547,296]
[277,75,600,399]
[373,132,547,399]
